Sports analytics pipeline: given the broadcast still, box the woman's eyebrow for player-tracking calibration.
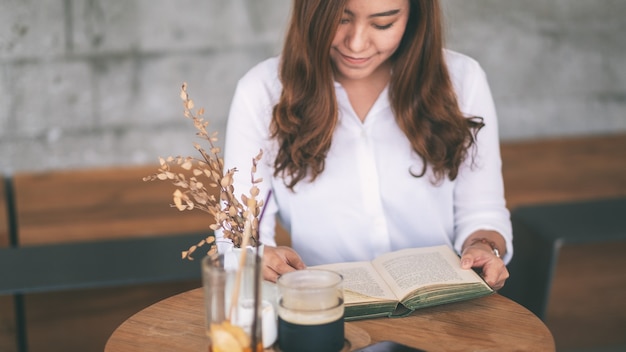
[369,9,401,18]
[343,9,401,18]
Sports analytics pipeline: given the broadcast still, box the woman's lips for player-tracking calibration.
[340,53,370,66]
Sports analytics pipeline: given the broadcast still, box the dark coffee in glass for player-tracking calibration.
[276,270,345,352]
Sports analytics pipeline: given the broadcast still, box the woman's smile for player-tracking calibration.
[338,51,372,66]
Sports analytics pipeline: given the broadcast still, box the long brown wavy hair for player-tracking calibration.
[271,0,484,190]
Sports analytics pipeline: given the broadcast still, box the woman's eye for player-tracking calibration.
[373,22,394,30]
[340,18,350,24]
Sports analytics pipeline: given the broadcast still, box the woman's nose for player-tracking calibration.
[344,25,369,53]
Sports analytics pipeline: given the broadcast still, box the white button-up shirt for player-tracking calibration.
[222,50,512,265]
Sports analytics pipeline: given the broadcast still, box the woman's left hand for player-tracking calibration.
[460,232,509,290]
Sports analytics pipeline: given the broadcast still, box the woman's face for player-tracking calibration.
[330,0,410,83]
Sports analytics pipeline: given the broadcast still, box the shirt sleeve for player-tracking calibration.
[450,59,513,264]
[221,60,280,247]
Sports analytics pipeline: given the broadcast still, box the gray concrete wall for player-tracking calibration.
[1,0,624,173]
[443,0,626,140]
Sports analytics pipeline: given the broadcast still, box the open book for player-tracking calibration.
[313,245,494,321]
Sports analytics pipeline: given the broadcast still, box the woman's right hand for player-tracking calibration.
[262,245,307,282]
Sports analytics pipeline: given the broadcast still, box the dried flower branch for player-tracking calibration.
[143,82,264,260]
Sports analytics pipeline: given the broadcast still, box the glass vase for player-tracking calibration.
[202,246,265,352]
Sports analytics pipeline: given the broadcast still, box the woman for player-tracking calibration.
[223,0,512,290]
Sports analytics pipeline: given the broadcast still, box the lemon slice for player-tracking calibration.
[210,322,250,352]
[221,321,251,347]
[210,324,243,352]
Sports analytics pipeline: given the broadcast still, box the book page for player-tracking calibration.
[371,245,488,299]
[313,261,398,304]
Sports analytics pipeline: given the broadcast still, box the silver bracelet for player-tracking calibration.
[469,238,501,258]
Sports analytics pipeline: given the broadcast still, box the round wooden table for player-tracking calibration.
[105,288,554,352]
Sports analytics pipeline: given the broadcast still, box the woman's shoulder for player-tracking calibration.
[443,49,486,79]
[237,56,281,89]
[233,56,283,107]
[443,49,490,104]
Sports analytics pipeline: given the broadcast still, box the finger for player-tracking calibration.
[490,274,506,291]
[482,261,509,289]
[264,248,301,276]
[263,266,280,283]
[460,251,484,269]
[460,255,474,269]
[494,266,510,290]
[263,257,297,282]
[282,250,307,270]
[262,247,288,281]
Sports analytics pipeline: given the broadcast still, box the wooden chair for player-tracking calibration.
[0,233,206,296]
[499,197,626,320]
[1,175,9,248]
[0,167,213,352]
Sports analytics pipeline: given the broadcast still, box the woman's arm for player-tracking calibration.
[448,53,513,265]
[222,59,280,246]
[222,58,308,281]
[446,53,512,290]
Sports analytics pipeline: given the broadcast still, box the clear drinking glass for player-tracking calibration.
[277,269,345,352]
[202,248,264,352]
